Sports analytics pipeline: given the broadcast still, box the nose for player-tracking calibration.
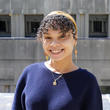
[50,40,60,47]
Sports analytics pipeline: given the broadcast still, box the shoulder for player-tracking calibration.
[79,68,96,79]
[79,68,100,90]
[78,68,98,85]
[18,62,44,81]
[22,62,45,74]
[24,62,44,70]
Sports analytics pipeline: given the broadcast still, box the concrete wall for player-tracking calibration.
[0,0,110,13]
[0,38,110,92]
[0,38,44,92]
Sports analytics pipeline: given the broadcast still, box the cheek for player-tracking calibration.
[42,42,49,53]
[68,45,74,52]
[64,41,74,50]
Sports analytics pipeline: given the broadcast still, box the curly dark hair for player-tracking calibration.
[36,14,76,40]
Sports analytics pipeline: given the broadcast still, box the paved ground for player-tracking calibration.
[102,94,110,110]
[0,93,110,110]
[0,93,14,110]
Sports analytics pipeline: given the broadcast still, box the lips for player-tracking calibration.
[49,49,64,55]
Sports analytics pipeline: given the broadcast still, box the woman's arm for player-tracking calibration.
[81,75,103,110]
[12,68,27,110]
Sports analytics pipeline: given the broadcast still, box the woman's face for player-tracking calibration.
[42,29,76,62]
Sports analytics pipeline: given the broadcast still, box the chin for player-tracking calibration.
[50,56,66,62]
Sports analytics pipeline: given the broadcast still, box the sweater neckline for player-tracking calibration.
[41,62,81,76]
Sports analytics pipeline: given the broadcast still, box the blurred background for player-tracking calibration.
[0,0,110,109]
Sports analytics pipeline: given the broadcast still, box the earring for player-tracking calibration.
[74,45,78,63]
[44,52,49,61]
[45,56,49,60]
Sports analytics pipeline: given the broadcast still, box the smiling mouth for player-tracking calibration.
[50,49,64,54]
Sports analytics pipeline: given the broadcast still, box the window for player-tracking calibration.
[89,15,108,38]
[0,15,11,37]
[25,15,44,37]
[0,21,6,32]
[94,21,102,32]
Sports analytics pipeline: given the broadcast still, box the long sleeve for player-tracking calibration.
[12,68,27,110]
[81,75,103,110]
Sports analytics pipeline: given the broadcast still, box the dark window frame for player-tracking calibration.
[89,15,108,38]
[0,15,11,37]
[25,15,44,37]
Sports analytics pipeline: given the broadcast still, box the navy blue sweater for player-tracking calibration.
[12,62,103,110]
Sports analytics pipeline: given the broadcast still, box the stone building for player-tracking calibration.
[0,0,110,93]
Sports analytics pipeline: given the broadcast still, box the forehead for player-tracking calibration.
[43,29,72,37]
[44,29,62,35]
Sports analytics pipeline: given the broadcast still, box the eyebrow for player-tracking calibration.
[44,34,65,38]
[44,31,63,35]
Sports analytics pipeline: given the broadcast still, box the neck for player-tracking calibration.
[46,57,78,74]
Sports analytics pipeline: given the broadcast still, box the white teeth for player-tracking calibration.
[50,49,63,53]
[52,50,61,52]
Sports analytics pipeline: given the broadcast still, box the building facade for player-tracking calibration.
[0,0,110,93]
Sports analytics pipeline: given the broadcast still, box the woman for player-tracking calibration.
[12,11,103,110]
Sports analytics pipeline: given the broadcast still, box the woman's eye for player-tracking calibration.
[60,36,65,38]
[45,37,51,39]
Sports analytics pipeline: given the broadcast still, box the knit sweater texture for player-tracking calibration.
[12,62,103,110]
